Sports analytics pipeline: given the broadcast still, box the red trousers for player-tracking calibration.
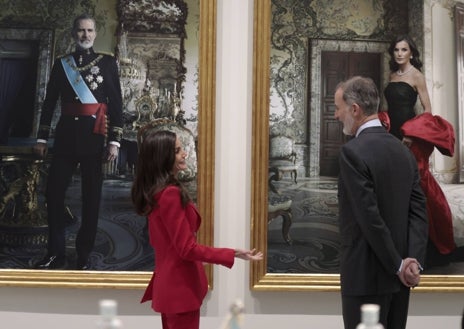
[161,310,200,329]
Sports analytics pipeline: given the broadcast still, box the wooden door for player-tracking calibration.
[319,51,381,177]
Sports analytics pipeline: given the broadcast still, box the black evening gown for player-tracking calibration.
[383,82,417,139]
[384,81,456,259]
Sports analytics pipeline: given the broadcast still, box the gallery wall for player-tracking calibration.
[0,1,463,329]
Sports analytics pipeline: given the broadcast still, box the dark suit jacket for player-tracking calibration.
[141,186,235,314]
[338,126,427,296]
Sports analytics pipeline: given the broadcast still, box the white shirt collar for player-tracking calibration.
[355,118,382,137]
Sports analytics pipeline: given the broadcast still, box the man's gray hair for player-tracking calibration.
[336,76,380,116]
[71,13,96,37]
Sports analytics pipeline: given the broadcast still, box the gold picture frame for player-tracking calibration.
[250,0,464,292]
[0,0,217,289]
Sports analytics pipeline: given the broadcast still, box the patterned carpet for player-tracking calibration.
[267,177,341,274]
[0,177,154,271]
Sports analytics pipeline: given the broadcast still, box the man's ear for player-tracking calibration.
[351,103,362,117]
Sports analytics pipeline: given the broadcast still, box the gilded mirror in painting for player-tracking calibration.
[251,0,464,292]
[0,0,217,288]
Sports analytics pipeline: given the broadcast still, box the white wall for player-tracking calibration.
[424,1,460,177]
[0,1,463,328]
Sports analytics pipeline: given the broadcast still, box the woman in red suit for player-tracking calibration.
[131,129,262,329]
[384,35,463,268]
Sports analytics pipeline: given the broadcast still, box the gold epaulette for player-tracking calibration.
[97,51,115,57]
[56,53,71,59]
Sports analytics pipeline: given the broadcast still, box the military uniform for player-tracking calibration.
[36,47,123,269]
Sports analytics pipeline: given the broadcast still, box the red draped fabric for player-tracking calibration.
[378,111,390,132]
[401,112,456,254]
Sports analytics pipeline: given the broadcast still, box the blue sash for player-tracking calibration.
[61,55,97,104]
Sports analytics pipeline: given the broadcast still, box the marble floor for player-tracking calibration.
[267,176,464,275]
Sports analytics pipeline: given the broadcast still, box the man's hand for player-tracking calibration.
[399,257,422,287]
[33,142,48,158]
[105,144,119,162]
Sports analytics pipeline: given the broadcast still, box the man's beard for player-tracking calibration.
[77,40,94,50]
[342,114,355,136]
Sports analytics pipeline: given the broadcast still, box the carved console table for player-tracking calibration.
[0,139,50,247]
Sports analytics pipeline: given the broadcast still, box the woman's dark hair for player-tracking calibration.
[388,34,423,72]
[131,129,190,216]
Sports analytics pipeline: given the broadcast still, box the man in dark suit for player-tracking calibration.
[32,13,123,270]
[334,76,428,329]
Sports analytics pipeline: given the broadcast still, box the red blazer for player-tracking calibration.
[141,185,235,313]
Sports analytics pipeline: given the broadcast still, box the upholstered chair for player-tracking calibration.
[269,135,297,184]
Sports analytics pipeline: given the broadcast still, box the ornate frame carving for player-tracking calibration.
[0,0,216,289]
[250,0,464,292]
[117,0,188,35]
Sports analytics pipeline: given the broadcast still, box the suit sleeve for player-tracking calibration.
[339,145,402,274]
[103,56,123,143]
[406,159,428,265]
[158,186,235,268]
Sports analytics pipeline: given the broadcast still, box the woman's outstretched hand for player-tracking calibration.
[234,248,263,261]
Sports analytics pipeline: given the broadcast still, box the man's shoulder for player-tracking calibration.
[55,53,71,60]
[359,125,388,135]
[356,127,391,142]
[96,51,115,58]
[51,54,72,69]
[54,51,115,61]
[343,128,390,151]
